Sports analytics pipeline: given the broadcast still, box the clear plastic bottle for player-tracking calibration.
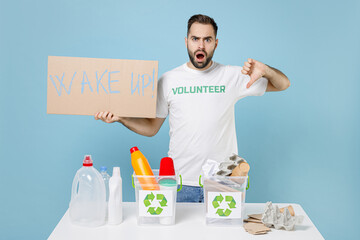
[100,166,110,202]
[69,155,106,227]
[100,166,110,222]
[108,167,123,225]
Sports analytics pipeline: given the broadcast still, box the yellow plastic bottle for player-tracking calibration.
[130,146,160,190]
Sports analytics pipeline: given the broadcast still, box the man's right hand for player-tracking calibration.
[94,112,166,137]
[94,111,121,123]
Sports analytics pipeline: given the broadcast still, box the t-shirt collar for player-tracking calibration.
[183,61,217,74]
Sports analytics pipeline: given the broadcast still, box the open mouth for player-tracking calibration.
[195,52,206,62]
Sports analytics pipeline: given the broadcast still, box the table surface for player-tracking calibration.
[49,202,324,240]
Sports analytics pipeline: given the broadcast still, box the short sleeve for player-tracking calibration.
[235,66,268,99]
[245,76,268,96]
[156,76,168,118]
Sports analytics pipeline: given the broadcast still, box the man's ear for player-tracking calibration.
[185,37,188,47]
[215,38,218,50]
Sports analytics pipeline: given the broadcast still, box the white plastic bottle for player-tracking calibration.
[108,167,123,225]
[69,155,106,227]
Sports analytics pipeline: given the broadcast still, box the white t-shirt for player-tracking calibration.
[156,62,268,186]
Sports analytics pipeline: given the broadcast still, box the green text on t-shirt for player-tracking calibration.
[172,85,225,95]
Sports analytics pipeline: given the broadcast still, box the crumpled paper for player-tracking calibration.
[201,159,220,176]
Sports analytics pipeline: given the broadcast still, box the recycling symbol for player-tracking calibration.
[143,192,168,215]
[212,194,236,217]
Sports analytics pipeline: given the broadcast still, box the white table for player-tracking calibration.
[49,202,324,240]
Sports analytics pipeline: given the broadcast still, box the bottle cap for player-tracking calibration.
[130,146,139,154]
[83,155,93,167]
[159,157,175,176]
[100,166,107,172]
[159,178,177,187]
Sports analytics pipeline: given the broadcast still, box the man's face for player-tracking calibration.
[186,23,218,70]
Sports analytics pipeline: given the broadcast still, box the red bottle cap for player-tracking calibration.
[130,146,139,154]
[83,155,93,167]
[159,157,175,176]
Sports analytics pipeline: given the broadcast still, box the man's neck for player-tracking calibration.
[187,61,213,71]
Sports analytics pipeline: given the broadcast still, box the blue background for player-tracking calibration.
[1,0,359,239]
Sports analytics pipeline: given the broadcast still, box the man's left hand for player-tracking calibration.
[241,58,268,88]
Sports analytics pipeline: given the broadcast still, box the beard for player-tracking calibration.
[187,47,215,69]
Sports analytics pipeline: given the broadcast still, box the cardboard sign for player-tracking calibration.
[47,56,158,117]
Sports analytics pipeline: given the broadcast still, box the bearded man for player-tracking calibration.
[95,14,290,202]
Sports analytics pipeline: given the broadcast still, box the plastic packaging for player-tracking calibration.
[133,170,178,225]
[69,155,106,227]
[108,167,123,225]
[203,174,248,226]
[159,157,177,225]
[100,166,110,202]
[159,157,176,176]
[100,166,110,221]
[130,146,159,190]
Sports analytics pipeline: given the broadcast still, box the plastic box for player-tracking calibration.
[202,175,248,226]
[132,170,181,225]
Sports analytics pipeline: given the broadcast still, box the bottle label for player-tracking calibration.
[138,190,174,217]
[206,192,242,219]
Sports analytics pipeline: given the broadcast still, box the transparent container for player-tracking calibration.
[201,175,248,226]
[132,170,182,225]
[100,166,110,202]
[69,155,106,227]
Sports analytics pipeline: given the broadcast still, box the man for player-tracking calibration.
[95,14,290,202]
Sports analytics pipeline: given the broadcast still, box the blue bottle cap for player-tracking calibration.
[100,166,107,172]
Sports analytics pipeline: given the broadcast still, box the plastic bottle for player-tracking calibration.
[100,166,110,201]
[108,167,123,225]
[100,166,110,222]
[158,157,177,225]
[159,157,176,176]
[69,155,106,227]
[130,146,159,190]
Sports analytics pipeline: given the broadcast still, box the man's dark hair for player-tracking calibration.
[187,14,218,37]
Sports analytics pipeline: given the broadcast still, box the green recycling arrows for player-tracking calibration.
[212,194,237,217]
[226,195,237,209]
[216,208,233,216]
[147,207,164,215]
[212,194,224,208]
[157,193,168,207]
[143,192,168,215]
[143,192,155,207]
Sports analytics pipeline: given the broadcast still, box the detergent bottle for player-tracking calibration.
[130,146,159,190]
[69,155,106,227]
[108,167,123,225]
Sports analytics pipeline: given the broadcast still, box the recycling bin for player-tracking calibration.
[132,170,182,225]
[201,174,248,226]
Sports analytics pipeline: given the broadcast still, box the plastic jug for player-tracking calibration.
[69,155,106,227]
[130,146,159,190]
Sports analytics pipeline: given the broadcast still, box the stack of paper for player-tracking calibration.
[243,214,271,235]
